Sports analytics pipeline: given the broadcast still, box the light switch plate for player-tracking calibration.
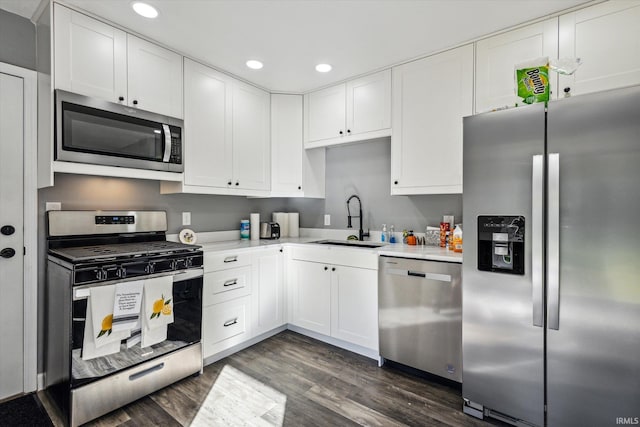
[46,202,62,211]
[324,214,331,226]
[182,212,191,226]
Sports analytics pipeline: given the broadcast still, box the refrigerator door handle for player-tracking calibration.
[532,155,544,327]
[548,153,560,330]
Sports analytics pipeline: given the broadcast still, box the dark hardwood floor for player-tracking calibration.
[42,331,503,426]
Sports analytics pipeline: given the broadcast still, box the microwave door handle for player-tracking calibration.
[162,124,172,162]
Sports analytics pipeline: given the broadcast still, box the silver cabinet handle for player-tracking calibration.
[162,124,172,162]
[223,256,238,263]
[532,155,544,328]
[223,318,238,327]
[223,279,238,287]
[548,153,561,330]
[388,268,451,282]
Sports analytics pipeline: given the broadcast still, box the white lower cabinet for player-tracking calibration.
[330,265,378,350]
[289,247,379,352]
[252,247,285,336]
[202,295,251,358]
[290,260,332,335]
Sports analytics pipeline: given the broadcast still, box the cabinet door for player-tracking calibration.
[232,81,271,191]
[183,59,233,188]
[305,83,346,143]
[290,260,331,335]
[346,69,391,136]
[475,18,558,113]
[558,1,640,97]
[127,35,183,118]
[54,4,126,103]
[271,94,304,196]
[252,248,285,336]
[391,44,473,195]
[330,266,378,350]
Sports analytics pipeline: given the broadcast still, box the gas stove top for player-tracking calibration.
[49,240,200,263]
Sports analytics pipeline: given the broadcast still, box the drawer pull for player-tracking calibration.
[223,318,238,327]
[223,279,238,287]
[129,362,164,381]
[223,256,238,263]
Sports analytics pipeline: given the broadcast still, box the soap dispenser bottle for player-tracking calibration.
[381,224,387,242]
[389,225,396,243]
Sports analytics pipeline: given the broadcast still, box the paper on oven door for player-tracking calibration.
[90,285,131,348]
[82,298,122,361]
[111,280,144,332]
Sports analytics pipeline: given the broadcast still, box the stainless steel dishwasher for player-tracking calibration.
[378,256,462,382]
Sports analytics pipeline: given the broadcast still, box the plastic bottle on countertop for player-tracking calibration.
[389,225,396,243]
[381,224,387,243]
[453,224,463,253]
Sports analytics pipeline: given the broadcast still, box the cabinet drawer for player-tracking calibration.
[290,246,377,270]
[202,296,251,358]
[203,267,251,306]
[204,251,251,273]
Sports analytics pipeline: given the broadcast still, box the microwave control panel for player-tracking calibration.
[477,215,525,275]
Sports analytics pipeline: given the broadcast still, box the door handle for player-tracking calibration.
[548,153,561,330]
[1,225,15,236]
[1,248,16,259]
[162,124,172,162]
[223,279,238,287]
[532,155,544,328]
[223,318,238,327]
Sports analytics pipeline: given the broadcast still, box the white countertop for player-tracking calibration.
[196,237,462,263]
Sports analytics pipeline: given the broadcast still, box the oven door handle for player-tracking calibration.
[129,362,165,381]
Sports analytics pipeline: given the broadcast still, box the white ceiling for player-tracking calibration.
[2,0,590,93]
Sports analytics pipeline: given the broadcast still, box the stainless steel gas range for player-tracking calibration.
[44,211,203,427]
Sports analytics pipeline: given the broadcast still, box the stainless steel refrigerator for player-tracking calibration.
[462,85,640,427]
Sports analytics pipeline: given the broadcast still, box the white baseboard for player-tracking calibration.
[286,324,380,362]
[37,373,45,391]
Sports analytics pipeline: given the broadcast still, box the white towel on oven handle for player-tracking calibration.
[90,284,131,348]
[142,275,174,330]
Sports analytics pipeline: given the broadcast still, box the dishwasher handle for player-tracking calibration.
[387,268,452,283]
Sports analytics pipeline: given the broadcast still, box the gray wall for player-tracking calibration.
[289,138,462,233]
[0,9,36,70]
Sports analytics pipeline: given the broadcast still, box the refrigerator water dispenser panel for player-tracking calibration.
[477,215,525,275]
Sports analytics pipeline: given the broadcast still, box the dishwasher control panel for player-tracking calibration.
[477,215,525,275]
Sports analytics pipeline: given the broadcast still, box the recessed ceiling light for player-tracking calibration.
[132,2,158,19]
[246,60,264,70]
[315,63,332,73]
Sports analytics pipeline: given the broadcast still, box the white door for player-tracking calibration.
[271,94,304,196]
[290,260,331,335]
[330,266,378,350]
[232,81,270,191]
[305,83,346,143]
[54,3,127,103]
[183,59,233,188]
[252,248,284,335]
[475,18,558,113]
[127,34,183,118]
[0,72,25,400]
[346,69,391,136]
[558,1,640,97]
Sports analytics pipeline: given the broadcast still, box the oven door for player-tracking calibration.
[55,89,183,172]
[70,269,202,388]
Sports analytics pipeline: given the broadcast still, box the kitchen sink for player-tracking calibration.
[310,239,387,249]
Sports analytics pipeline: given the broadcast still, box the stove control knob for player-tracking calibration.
[145,263,156,274]
[185,257,193,268]
[95,269,106,281]
[170,260,177,270]
[116,267,127,279]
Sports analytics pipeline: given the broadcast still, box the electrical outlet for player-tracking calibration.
[182,212,191,226]
[324,214,331,226]
[46,202,62,211]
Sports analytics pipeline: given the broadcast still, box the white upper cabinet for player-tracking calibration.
[183,58,233,188]
[232,81,271,191]
[164,58,270,196]
[54,4,126,103]
[127,35,183,118]
[475,18,558,113]
[558,1,640,98]
[270,94,325,198]
[391,44,473,195]
[304,69,391,148]
[53,4,183,118]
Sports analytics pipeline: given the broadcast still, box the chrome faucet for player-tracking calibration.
[346,194,370,241]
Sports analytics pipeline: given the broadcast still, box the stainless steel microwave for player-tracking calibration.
[55,90,183,172]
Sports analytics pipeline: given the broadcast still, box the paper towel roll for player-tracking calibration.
[272,212,288,237]
[288,212,299,238]
[250,213,260,241]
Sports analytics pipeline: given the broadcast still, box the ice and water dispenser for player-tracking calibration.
[477,215,525,275]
